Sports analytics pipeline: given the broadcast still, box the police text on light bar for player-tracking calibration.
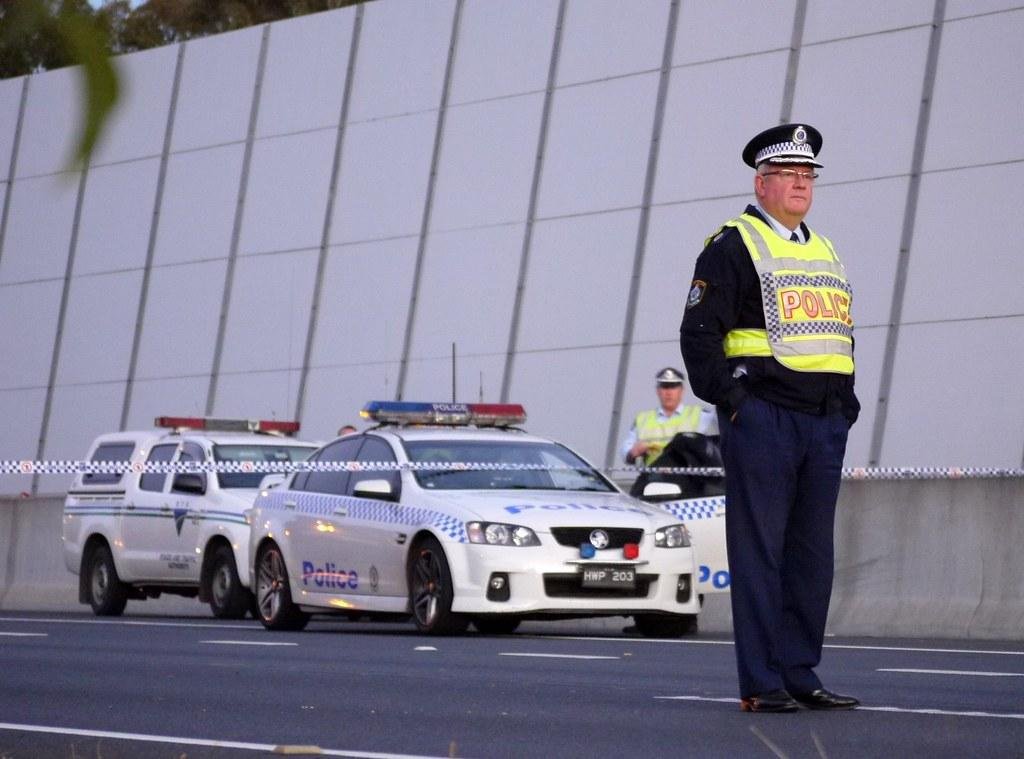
[359,401,526,427]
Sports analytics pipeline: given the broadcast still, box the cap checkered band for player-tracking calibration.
[754,140,818,165]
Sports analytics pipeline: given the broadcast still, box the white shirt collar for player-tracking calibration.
[755,202,803,243]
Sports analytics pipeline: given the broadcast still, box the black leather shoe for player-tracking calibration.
[740,689,799,713]
[792,688,860,710]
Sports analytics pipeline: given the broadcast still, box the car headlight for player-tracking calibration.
[467,522,540,547]
[655,524,691,548]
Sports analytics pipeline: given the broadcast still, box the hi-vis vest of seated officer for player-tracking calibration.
[619,367,715,466]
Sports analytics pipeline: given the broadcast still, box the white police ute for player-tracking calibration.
[248,402,701,637]
[63,416,318,618]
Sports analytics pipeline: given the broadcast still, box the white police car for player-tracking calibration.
[248,402,701,637]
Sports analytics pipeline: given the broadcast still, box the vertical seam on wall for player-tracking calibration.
[395,0,464,401]
[779,0,807,122]
[205,24,272,415]
[0,77,29,269]
[868,0,945,466]
[294,5,364,423]
[602,0,681,469]
[31,167,90,495]
[120,42,187,431]
[500,0,568,402]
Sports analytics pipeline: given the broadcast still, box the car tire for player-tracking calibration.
[254,543,310,631]
[208,545,251,620]
[471,616,521,635]
[408,536,468,635]
[87,544,129,617]
[633,613,698,638]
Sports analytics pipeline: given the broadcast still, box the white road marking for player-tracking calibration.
[500,652,619,660]
[878,668,1024,677]
[826,643,1024,657]
[0,722,460,759]
[201,640,298,646]
[540,634,1024,657]
[857,706,1024,720]
[0,615,253,630]
[3,618,1021,661]
[655,695,1024,720]
[0,632,47,637]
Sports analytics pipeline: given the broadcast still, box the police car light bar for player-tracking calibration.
[360,401,526,427]
[154,416,301,435]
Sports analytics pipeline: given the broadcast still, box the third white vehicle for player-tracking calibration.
[62,416,317,618]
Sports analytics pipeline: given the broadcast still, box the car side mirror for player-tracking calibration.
[641,481,682,501]
[172,472,206,495]
[353,478,396,501]
[258,473,286,491]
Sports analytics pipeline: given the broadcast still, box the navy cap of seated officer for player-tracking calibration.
[742,123,823,168]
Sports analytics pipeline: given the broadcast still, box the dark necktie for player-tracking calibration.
[790,231,800,243]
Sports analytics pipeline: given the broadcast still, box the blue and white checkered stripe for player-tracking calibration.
[260,490,469,543]
[657,496,726,521]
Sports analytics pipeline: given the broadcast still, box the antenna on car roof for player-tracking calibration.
[451,342,457,403]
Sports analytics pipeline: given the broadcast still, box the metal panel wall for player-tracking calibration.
[0,0,1022,495]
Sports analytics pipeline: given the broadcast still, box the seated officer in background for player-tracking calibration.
[629,429,724,500]
[620,367,711,467]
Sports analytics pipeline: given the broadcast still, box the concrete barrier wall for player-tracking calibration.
[0,495,206,617]
[828,478,1024,639]
[2,480,1022,638]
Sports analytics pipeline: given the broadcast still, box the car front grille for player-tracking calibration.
[543,573,654,599]
[550,527,643,549]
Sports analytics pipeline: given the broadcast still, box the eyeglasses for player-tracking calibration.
[761,169,819,182]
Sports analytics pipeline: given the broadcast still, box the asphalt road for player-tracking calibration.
[1,612,1022,758]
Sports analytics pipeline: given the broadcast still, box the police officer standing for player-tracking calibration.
[619,367,710,466]
[680,124,859,712]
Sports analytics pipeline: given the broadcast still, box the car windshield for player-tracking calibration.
[214,444,315,489]
[403,439,614,492]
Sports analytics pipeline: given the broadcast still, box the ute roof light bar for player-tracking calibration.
[360,401,526,428]
[154,416,301,436]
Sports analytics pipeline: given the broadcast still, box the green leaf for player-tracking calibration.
[57,12,120,169]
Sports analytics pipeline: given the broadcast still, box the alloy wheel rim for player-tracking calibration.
[412,550,442,626]
[258,550,283,620]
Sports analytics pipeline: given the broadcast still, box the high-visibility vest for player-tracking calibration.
[713,213,855,374]
[634,406,703,465]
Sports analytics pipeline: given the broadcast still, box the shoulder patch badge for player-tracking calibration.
[686,279,707,309]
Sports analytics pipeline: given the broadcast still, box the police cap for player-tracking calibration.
[655,367,685,386]
[742,123,823,168]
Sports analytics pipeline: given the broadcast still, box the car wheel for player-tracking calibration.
[408,536,468,635]
[633,613,698,638]
[254,543,310,631]
[471,615,521,635]
[208,545,251,619]
[87,544,128,617]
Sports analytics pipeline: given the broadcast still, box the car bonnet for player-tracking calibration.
[413,488,674,530]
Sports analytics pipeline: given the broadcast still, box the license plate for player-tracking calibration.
[581,565,636,589]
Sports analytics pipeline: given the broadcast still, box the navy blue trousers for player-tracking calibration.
[718,396,849,697]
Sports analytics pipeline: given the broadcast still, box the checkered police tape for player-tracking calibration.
[2,459,1022,480]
